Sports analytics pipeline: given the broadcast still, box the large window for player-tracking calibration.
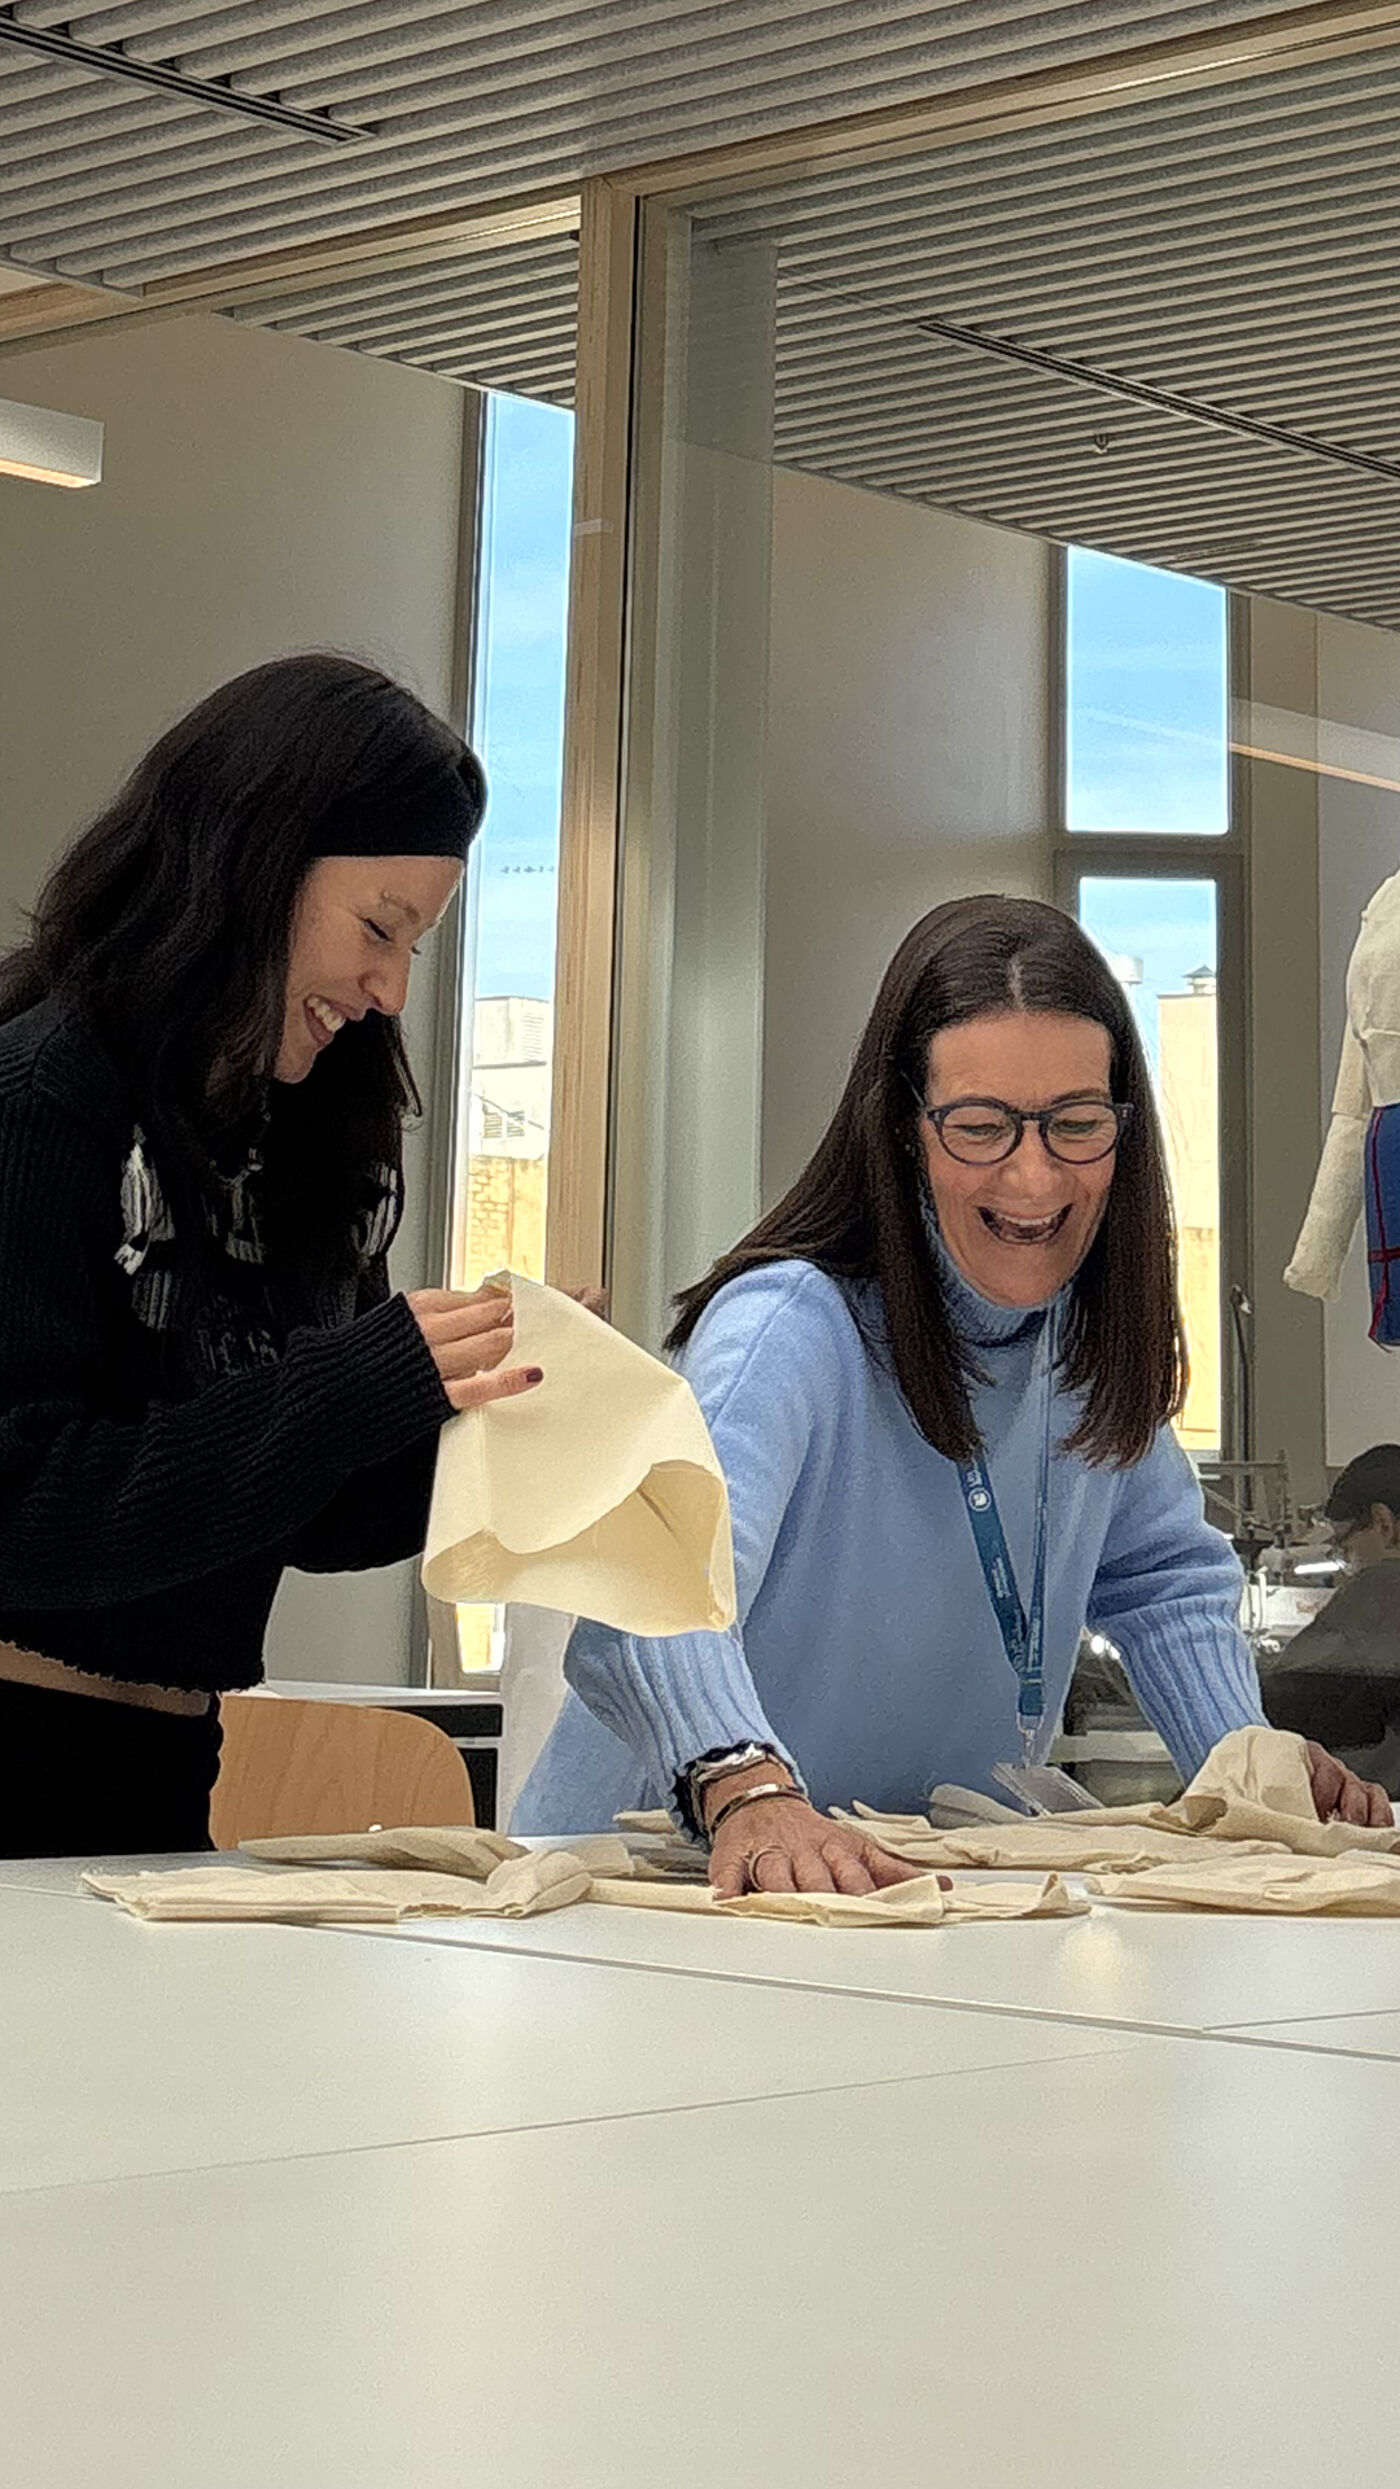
[1065,547,1229,837]
[1059,547,1241,1457]
[446,387,574,1672]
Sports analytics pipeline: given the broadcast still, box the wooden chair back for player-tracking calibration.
[210,1695,475,1850]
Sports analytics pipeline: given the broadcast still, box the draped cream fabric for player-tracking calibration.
[1093,1852,1400,1915]
[85,1855,1082,1928]
[839,1728,1400,1870]
[240,1827,635,1878]
[86,1729,1398,1927]
[83,1851,593,1923]
[420,1272,737,1634]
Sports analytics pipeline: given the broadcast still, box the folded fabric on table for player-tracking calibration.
[239,1827,636,1880]
[1093,1851,1400,1916]
[829,1811,1288,1874]
[84,1851,592,1924]
[83,1853,1084,1929]
[240,1826,524,1876]
[839,1728,1400,1872]
[1144,1724,1400,1856]
[419,1271,737,1635]
[588,1873,1087,1927]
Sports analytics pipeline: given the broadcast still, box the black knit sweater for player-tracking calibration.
[0,997,454,1692]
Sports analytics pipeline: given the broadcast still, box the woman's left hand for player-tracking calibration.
[1304,1740,1392,1829]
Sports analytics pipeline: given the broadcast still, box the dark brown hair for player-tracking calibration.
[0,653,482,1282]
[666,895,1186,1467]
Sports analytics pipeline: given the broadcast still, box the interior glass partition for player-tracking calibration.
[604,35,1400,1518]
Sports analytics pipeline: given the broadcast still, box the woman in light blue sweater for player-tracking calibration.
[517,897,1388,1887]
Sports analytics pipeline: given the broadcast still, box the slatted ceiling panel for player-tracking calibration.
[690,42,1400,630]
[0,0,1321,286]
[232,228,579,404]
[5,10,1400,624]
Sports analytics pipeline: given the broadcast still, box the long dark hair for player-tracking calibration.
[0,653,483,1282]
[667,895,1186,1467]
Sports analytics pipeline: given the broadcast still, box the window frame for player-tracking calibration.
[1049,544,1252,1465]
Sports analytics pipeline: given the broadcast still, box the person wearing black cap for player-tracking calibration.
[1261,1445,1400,1796]
[0,653,546,1856]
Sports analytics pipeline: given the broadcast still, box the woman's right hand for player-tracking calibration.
[707,1788,925,1901]
[405,1286,544,1413]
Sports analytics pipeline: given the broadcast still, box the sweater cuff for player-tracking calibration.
[288,1290,452,1474]
[1117,1608,1267,1782]
[565,1618,797,1824]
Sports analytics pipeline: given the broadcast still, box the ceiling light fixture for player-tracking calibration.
[0,394,102,489]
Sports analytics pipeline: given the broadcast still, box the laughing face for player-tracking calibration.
[919,1010,1120,1309]
[274,855,462,1083]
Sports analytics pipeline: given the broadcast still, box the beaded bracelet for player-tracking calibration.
[704,1780,807,1839]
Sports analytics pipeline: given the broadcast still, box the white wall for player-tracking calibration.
[0,311,469,1683]
[760,467,1053,1204]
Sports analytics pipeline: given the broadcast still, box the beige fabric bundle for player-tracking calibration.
[240,1827,636,1880]
[1093,1852,1400,1917]
[420,1272,737,1634]
[1151,1725,1400,1856]
[241,1826,525,1876]
[84,1851,592,1924]
[83,1851,1083,1930]
[841,1728,1400,1873]
[831,1809,1287,1875]
[587,1873,1086,1927]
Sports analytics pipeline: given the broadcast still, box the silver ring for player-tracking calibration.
[745,1845,787,1890]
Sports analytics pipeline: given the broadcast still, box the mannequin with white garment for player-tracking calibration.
[1287,868,1400,1301]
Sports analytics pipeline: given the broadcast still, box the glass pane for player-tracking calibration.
[448,388,573,1672]
[1066,548,1229,835]
[1078,877,1222,1454]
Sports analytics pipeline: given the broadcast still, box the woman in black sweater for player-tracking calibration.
[0,653,544,1857]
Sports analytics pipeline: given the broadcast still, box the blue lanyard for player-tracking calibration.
[958,1311,1058,1757]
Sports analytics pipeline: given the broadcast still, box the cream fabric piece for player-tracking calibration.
[1154,1725,1400,1856]
[832,1809,1286,1874]
[420,1272,737,1634]
[1093,1852,1400,1916]
[84,1851,592,1923]
[840,1729,1400,1869]
[586,1873,1087,1927]
[1287,867,1400,1300]
[240,1827,525,1876]
[84,1850,1081,1930]
[239,1827,636,1880]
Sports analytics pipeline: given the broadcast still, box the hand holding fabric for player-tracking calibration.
[1304,1739,1392,1829]
[405,1282,542,1412]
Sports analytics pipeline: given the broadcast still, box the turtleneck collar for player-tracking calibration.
[921,1189,1070,1348]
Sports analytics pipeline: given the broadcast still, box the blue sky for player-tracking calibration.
[468,434,1229,1049]
[1066,545,1228,835]
[469,390,575,1001]
[1067,547,1226,1065]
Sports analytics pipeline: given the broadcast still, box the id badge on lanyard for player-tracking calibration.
[958,1311,1057,1767]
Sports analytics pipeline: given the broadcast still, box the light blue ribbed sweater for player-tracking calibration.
[513,1242,1265,1833]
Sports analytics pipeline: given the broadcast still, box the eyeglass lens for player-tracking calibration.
[938,1106,1122,1163]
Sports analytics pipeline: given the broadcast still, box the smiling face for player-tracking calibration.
[919,1009,1120,1308]
[275,855,462,1083]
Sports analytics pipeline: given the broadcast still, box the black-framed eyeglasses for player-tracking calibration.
[910,1086,1133,1167]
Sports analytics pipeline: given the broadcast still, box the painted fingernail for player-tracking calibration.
[524,1367,544,1383]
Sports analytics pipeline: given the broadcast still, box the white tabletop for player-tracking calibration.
[18,1849,1400,2037]
[0,1882,1137,2193]
[5,2034,1400,2489]
[12,1843,1400,2485]
[309,1876,1400,2036]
